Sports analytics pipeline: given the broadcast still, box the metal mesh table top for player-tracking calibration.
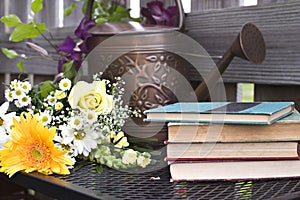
[50,162,300,200]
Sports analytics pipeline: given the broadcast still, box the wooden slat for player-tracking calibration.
[258,0,291,5]
[255,84,300,110]
[36,0,60,28]
[191,0,240,11]
[63,0,84,27]
[185,0,300,85]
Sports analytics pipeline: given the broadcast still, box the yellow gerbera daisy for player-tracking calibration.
[0,113,74,177]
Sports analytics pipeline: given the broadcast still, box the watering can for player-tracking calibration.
[84,0,266,145]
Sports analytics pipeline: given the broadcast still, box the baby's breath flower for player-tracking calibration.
[59,78,72,91]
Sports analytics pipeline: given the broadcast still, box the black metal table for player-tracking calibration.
[1,161,300,200]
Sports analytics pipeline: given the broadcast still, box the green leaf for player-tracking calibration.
[17,60,25,73]
[39,81,56,98]
[0,14,22,27]
[31,0,43,14]
[62,60,77,79]
[1,48,19,59]
[64,3,77,16]
[96,164,103,174]
[9,22,46,42]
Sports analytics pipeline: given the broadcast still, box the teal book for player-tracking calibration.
[144,102,295,124]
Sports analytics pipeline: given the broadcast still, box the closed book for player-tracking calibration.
[166,141,300,161]
[144,102,294,124]
[169,160,300,181]
[167,110,300,142]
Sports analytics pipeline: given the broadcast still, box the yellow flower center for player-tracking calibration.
[0,117,3,126]
[32,149,42,159]
[74,119,81,126]
[27,143,49,164]
[63,82,69,87]
[87,113,94,120]
[15,89,22,96]
[41,116,49,123]
[74,131,85,140]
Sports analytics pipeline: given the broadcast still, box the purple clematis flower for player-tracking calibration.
[56,18,95,72]
[74,17,95,53]
[141,0,177,26]
[57,36,82,72]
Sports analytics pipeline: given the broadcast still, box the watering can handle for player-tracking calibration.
[85,0,185,31]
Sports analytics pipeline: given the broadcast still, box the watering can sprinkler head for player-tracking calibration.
[195,22,266,101]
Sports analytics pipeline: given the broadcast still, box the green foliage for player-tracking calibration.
[39,81,56,99]
[9,22,46,42]
[0,14,22,27]
[62,60,77,79]
[64,3,77,16]
[17,61,25,73]
[31,0,43,14]
[1,48,19,59]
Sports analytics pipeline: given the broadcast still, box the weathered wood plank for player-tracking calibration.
[191,0,240,11]
[255,84,300,110]
[185,0,300,85]
[36,0,60,28]
[64,0,84,27]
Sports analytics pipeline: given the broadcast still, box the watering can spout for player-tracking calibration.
[195,22,266,101]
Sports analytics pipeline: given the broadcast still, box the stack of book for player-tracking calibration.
[144,101,300,181]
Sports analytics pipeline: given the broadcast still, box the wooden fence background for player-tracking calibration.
[0,0,299,109]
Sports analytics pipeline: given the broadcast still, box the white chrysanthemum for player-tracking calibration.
[18,95,31,107]
[59,78,72,91]
[10,79,20,89]
[0,102,16,135]
[39,111,52,126]
[59,125,99,157]
[84,110,97,124]
[69,116,84,130]
[20,81,32,93]
[46,95,57,106]
[4,89,14,102]
[122,149,137,165]
[12,88,25,100]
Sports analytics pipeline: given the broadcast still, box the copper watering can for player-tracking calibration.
[84,0,266,145]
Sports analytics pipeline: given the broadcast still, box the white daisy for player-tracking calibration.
[18,95,31,107]
[84,110,97,124]
[5,89,14,102]
[39,111,52,126]
[12,88,25,100]
[59,125,99,157]
[59,78,72,91]
[69,116,84,130]
[73,127,98,157]
[0,102,16,135]
[20,81,32,93]
[46,95,57,106]
[9,79,20,89]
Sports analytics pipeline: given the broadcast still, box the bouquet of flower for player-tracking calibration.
[0,0,175,178]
